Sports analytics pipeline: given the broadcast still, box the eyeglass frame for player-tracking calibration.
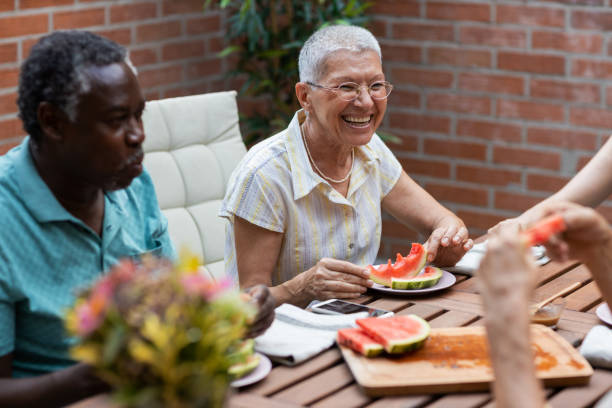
[306,80,394,101]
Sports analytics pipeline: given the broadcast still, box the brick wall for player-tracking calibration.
[0,0,225,155]
[371,0,612,257]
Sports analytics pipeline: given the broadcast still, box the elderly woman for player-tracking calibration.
[220,25,473,307]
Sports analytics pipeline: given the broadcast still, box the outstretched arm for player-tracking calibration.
[382,171,473,266]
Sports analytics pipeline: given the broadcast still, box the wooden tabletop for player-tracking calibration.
[70,259,611,408]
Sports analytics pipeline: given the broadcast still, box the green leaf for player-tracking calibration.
[102,325,125,366]
[375,130,402,145]
[217,45,241,58]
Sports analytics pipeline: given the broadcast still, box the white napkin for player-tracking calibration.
[580,325,612,369]
[254,303,367,365]
[446,242,550,275]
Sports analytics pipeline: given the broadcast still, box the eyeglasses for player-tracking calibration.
[306,81,394,101]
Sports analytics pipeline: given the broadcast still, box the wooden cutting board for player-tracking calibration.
[340,325,592,396]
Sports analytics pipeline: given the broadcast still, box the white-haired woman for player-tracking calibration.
[220,25,473,307]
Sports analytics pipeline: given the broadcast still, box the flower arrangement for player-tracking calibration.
[65,254,255,408]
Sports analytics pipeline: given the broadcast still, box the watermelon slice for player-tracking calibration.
[356,314,430,354]
[391,266,443,290]
[368,243,427,287]
[522,214,566,246]
[337,328,384,357]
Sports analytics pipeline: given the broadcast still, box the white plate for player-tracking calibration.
[369,270,456,295]
[230,352,272,388]
[596,303,612,326]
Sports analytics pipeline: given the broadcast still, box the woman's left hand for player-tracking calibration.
[424,217,473,266]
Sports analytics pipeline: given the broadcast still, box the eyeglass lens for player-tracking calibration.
[338,82,392,101]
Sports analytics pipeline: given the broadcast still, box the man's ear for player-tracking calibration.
[37,102,69,143]
[295,82,312,113]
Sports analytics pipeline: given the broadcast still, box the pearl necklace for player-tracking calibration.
[301,123,354,184]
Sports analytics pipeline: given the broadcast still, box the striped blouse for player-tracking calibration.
[219,110,402,286]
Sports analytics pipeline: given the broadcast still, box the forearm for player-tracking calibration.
[484,296,545,408]
[583,241,612,307]
[0,364,107,407]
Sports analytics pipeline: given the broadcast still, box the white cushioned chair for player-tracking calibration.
[141,91,246,280]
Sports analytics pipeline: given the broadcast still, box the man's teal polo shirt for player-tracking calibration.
[0,139,176,377]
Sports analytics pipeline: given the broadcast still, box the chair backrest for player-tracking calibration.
[141,91,246,280]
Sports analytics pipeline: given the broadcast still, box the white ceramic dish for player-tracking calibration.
[230,352,272,388]
[596,303,612,326]
[369,270,456,295]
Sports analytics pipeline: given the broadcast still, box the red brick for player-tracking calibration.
[162,40,205,61]
[572,10,612,30]
[456,165,521,187]
[0,14,48,39]
[495,191,542,212]
[607,87,612,106]
[186,15,221,35]
[162,0,203,15]
[497,5,565,28]
[458,72,524,96]
[576,154,592,172]
[129,48,158,67]
[139,66,183,88]
[456,119,522,143]
[497,99,564,122]
[110,3,157,23]
[0,118,24,141]
[144,90,161,101]
[389,133,418,152]
[371,0,420,16]
[457,210,506,232]
[527,173,569,193]
[532,31,602,54]
[21,0,72,8]
[427,47,491,68]
[382,220,419,239]
[572,59,612,80]
[460,26,526,48]
[425,183,489,207]
[424,139,487,160]
[527,127,597,150]
[0,139,21,155]
[137,21,182,43]
[391,67,453,88]
[0,67,19,88]
[399,157,451,178]
[428,93,490,115]
[570,107,612,129]
[369,18,387,38]
[54,8,104,30]
[380,43,421,63]
[0,92,17,116]
[427,2,490,22]
[493,146,560,170]
[530,79,599,104]
[0,43,17,63]
[388,90,420,108]
[207,36,224,54]
[186,59,222,79]
[539,0,602,5]
[498,52,565,75]
[0,0,13,12]
[393,22,454,42]
[389,112,450,134]
[94,28,132,46]
[22,37,41,59]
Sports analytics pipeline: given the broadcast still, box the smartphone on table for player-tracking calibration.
[311,299,393,318]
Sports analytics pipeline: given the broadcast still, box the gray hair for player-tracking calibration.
[298,25,382,83]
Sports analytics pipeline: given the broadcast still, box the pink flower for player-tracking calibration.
[181,274,232,300]
[75,302,103,336]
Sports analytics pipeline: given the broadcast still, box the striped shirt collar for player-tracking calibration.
[284,109,381,201]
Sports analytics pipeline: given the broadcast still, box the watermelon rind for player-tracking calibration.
[357,315,430,354]
[228,353,260,380]
[337,328,384,357]
[391,267,443,290]
[227,339,255,365]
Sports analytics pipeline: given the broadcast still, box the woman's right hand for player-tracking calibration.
[283,258,373,305]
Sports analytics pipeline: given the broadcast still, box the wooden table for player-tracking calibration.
[71,259,612,408]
